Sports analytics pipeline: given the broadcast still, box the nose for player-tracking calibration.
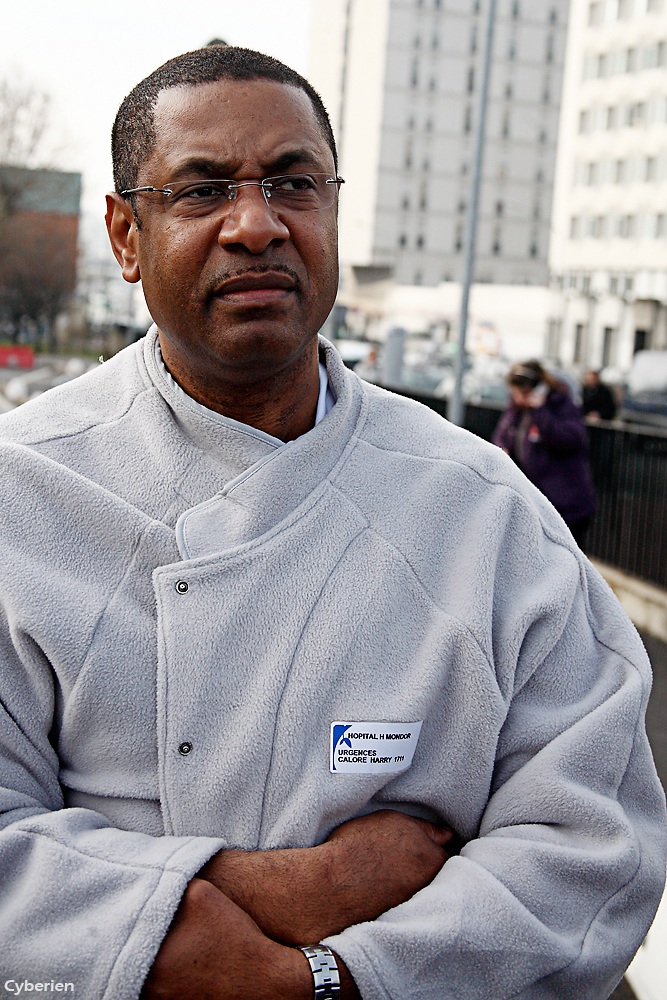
[216,184,290,254]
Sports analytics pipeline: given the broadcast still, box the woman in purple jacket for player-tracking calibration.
[493,360,596,547]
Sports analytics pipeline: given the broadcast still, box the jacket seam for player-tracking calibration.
[0,383,152,449]
[9,825,202,872]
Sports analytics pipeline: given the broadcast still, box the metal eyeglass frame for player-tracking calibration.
[120,174,345,212]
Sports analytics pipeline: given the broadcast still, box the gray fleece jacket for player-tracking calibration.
[0,328,664,999]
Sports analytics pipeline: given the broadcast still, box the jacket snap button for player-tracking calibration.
[175,580,189,594]
[178,742,193,756]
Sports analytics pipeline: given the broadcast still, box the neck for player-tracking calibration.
[158,333,322,442]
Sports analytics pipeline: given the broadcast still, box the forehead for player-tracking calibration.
[144,78,333,179]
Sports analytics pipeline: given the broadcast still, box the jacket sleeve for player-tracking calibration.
[0,606,224,1000]
[324,535,666,1000]
[530,395,589,455]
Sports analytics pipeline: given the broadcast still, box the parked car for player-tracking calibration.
[620,350,667,430]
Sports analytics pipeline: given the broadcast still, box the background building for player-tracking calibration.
[550,0,667,371]
[0,165,81,346]
[310,0,570,295]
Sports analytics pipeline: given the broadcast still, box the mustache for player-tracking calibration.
[209,263,301,291]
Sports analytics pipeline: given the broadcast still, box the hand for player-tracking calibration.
[526,382,549,408]
[198,809,455,946]
[141,879,311,1000]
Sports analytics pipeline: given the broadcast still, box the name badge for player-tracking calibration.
[330,721,423,774]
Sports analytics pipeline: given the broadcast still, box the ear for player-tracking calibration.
[105,193,141,284]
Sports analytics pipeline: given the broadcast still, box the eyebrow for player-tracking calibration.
[167,148,328,181]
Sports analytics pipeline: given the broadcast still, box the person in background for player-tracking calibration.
[493,360,596,548]
[582,369,617,422]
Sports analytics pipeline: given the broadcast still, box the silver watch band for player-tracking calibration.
[300,944,341,999]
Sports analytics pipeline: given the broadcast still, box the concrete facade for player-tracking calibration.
[549,0,667,370]
[310,0,570,289]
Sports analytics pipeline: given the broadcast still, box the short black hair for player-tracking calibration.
[111,46,337,197]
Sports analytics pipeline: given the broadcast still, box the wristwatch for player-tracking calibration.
[300,944,340,999]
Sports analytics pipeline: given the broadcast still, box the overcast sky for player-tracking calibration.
[1,0,312,250]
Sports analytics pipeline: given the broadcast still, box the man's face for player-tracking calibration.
[125,79,339,383]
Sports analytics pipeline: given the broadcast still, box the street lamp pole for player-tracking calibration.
[448,0,498,426]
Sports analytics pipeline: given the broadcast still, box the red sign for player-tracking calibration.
[0,346,34,369]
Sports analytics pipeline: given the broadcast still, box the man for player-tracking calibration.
[582,370,617,422]
[0,46,664,1000]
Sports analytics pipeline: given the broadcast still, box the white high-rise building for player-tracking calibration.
[549,0,667,370]
[309,0,570,292]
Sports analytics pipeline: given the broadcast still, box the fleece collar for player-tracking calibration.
[140,327,365,561]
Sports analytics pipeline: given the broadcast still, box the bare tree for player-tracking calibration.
[0,79,52,169]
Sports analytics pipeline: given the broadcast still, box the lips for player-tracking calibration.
[212,270,297,305]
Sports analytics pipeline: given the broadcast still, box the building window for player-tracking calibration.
[648,0,664,11]
[505,81,513,99]
[470,25,478,53]
[492,237,502,256]
[626,48,637,73]
[429,76,437,92]
[426,117,433,132]
[411,60,419,88]
[496,199,504,217]
[432,31,439,50]
[579,110,590,133]
[615,160,626,183]
[570,216,581,239]
[610,275,618,294]
[419,183,428,209]
[657,214,666,237]
[543,85,550,104]
[464,104,472,133]
[508,37,517,60]
[533,202,541,220]
[646,157,657,182]
[512,1,520,18]
[546,35,554,64]
[618,0,634,19]
[502,112,511,139]
[588,2,602,25]
[529,242,538,258]
[536,166,544,183]
[467,66,475,93]
[574,324,586,363]
[549,7,557,23]
[539,129,547,144]
[422,157,430,171]
[416,234,425,249]
[399,234,407,247]
[602,327,615,368]
[458,199,466,214]
[415,270,423,285]
[591,216,605,238]
[454,224,463,251]
[606,106,617,129]
[402,195,410,210]
[587,162,598,185]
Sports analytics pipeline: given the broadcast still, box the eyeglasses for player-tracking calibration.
[121,173,344,219]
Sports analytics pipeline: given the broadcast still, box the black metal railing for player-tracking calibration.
[384,385,667,590]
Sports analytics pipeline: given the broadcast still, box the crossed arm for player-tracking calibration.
[141,810,455,999]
